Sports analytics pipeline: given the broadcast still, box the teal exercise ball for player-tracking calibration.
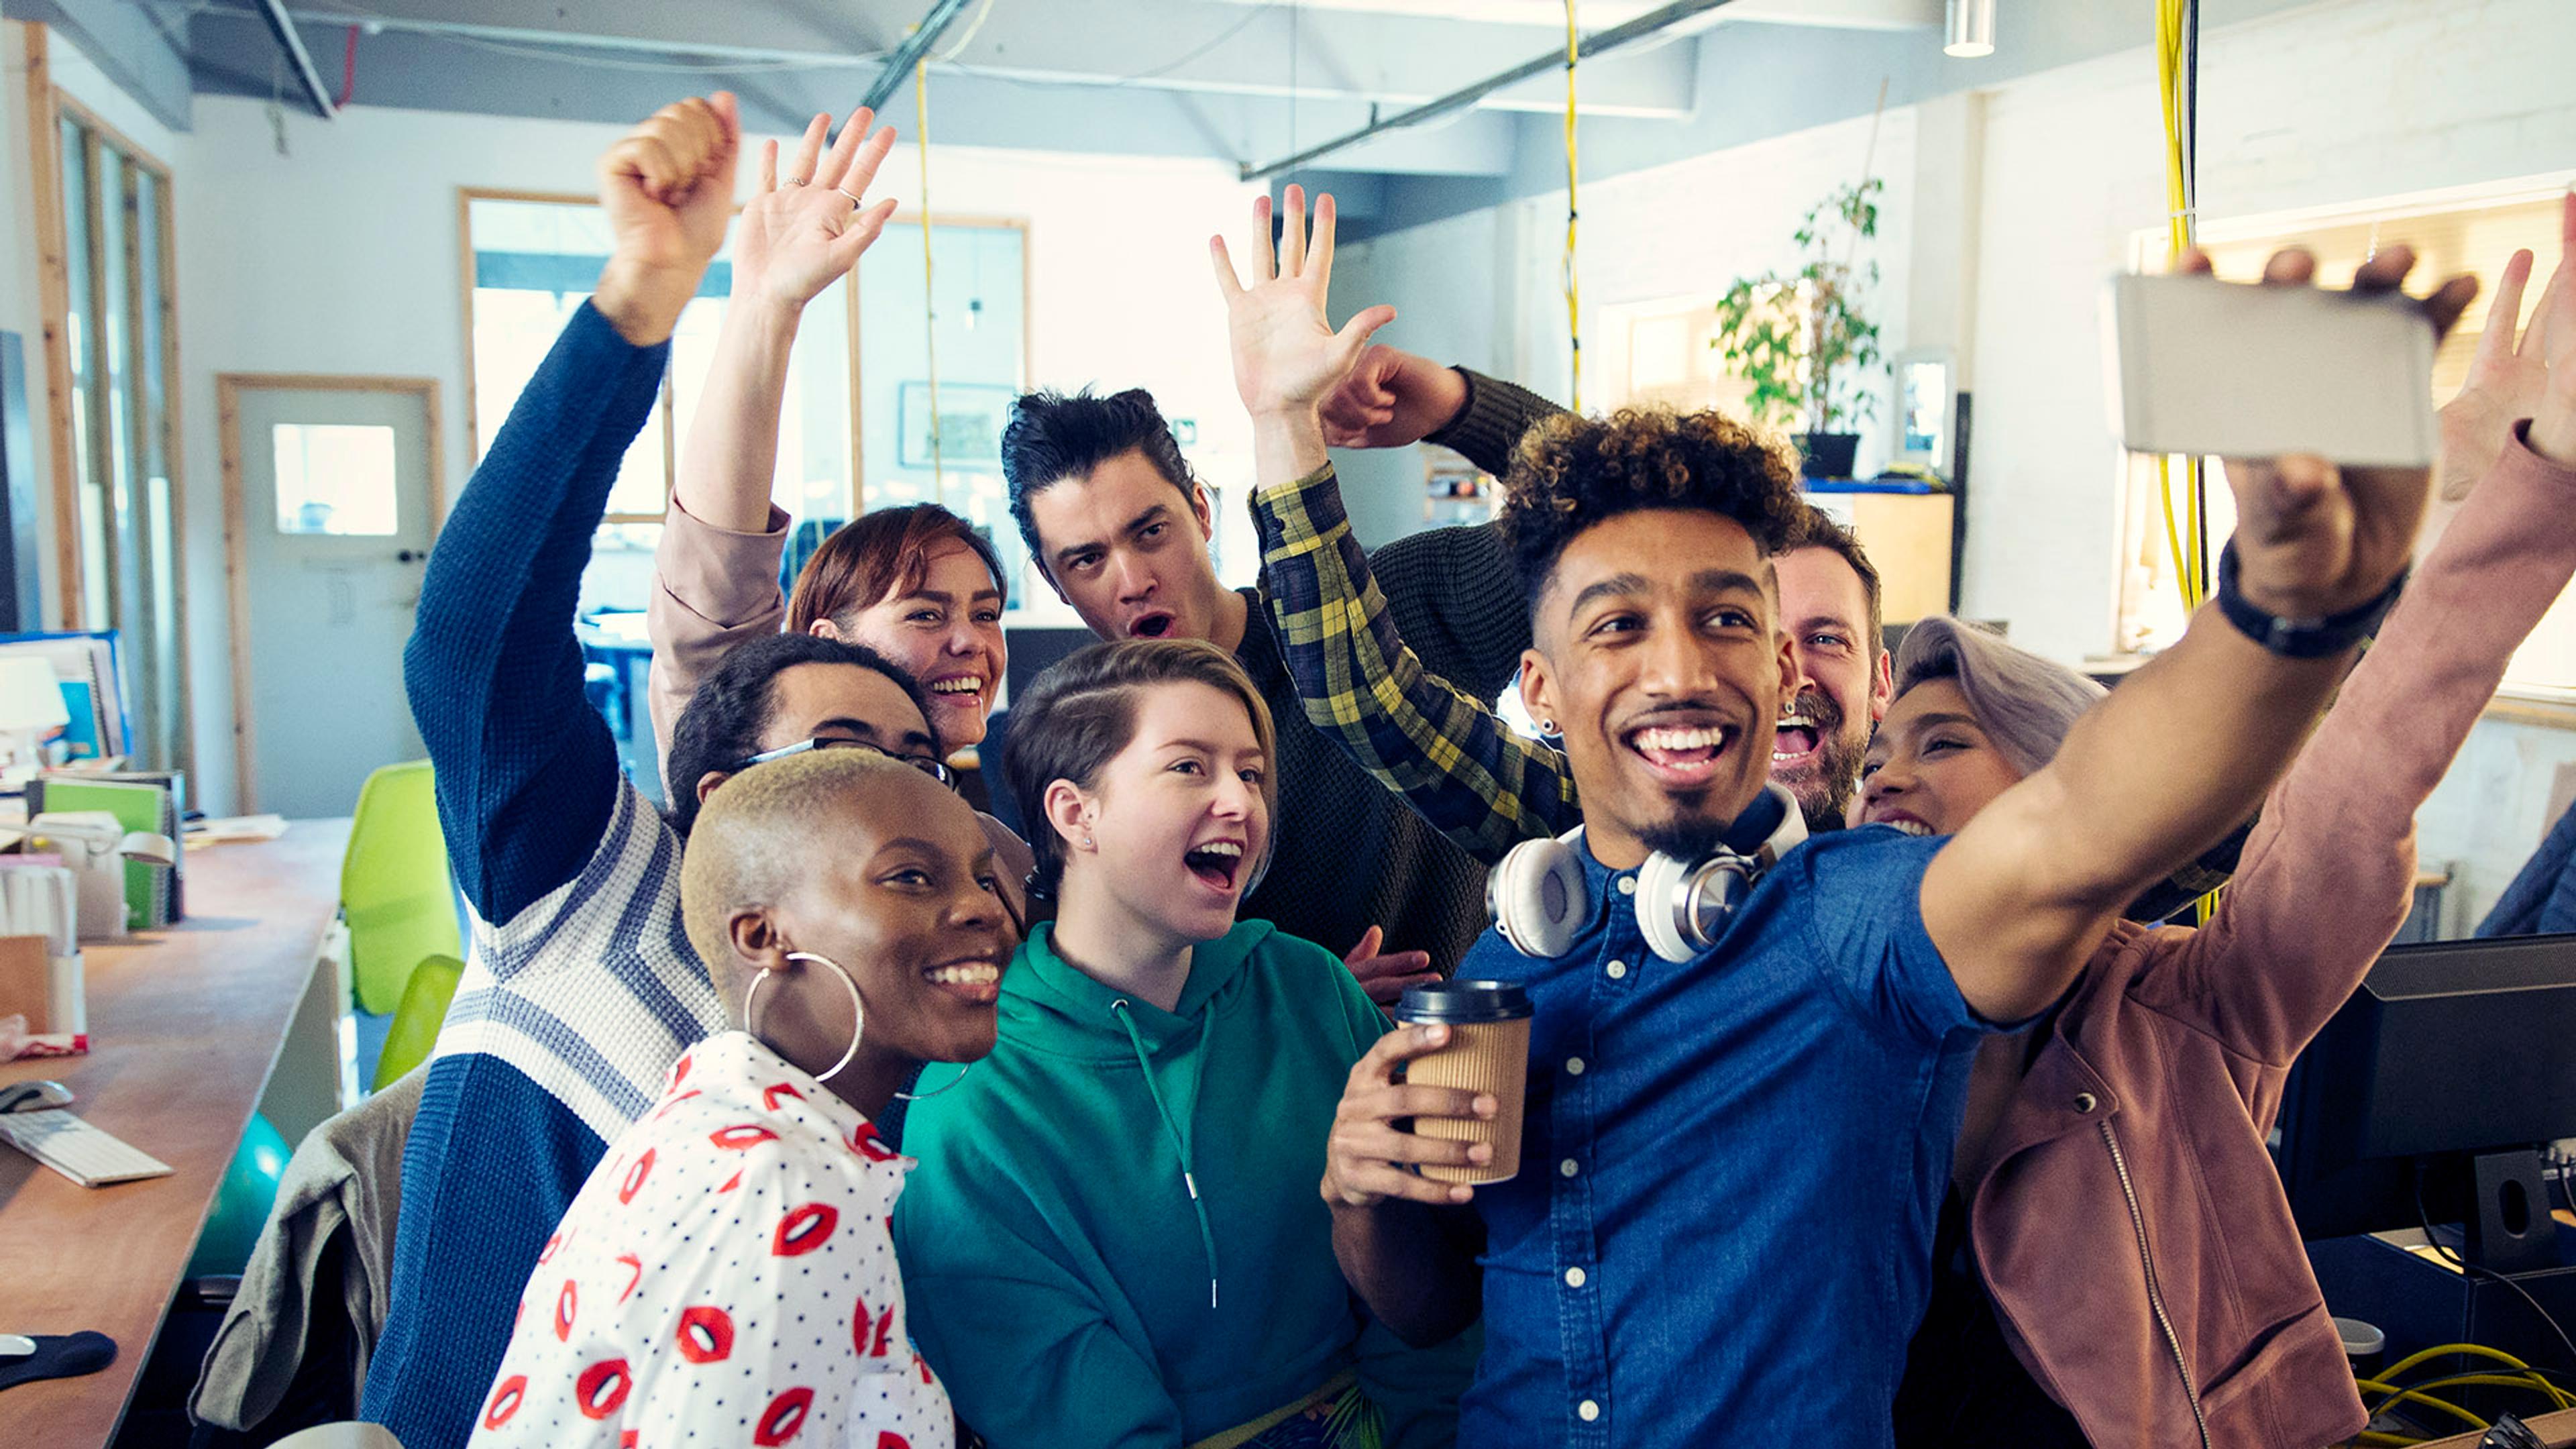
[186,1112,292,1279]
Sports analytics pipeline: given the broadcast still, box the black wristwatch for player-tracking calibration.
[2213,541,2406,659]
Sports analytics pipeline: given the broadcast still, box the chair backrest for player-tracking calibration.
[371,955,463,1092]
[341,761,461,1016]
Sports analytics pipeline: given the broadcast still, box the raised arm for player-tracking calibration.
[2156,197,2576,1057]
[1221,187,1580,861]
[1924,246,2480,1023]
[406,95,741,926]
[647,108,898,755]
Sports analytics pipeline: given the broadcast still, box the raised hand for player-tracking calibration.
[736,107,902,315]
[2198,244,2478,619]
[594,93,742,344]
[2526,193,2576,468]
[1320,345,1472,450]
[1341,925,1438,1009]
[1211,185,1398,421]
[2439,193,2573,494]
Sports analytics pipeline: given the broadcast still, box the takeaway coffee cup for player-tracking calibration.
[1395,980,1533,1185]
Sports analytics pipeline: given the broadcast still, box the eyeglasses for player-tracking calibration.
[733,735,955,787]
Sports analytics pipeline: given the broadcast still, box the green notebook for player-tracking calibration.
[33,777,170,932]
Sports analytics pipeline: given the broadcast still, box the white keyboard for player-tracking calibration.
[0,1109,172,1187]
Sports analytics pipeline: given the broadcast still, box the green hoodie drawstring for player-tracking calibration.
[1110,998,1221,1311]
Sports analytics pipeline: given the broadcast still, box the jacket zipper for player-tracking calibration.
[2100,1118,2212,1449]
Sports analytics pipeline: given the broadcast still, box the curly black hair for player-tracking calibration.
[663,632,935,838]
[1497,407,1806,614]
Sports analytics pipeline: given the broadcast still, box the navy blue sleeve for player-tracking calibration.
[362,1054,605,1449]
[404,303,670,924]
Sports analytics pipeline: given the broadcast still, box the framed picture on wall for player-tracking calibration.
[899,382,1016,468]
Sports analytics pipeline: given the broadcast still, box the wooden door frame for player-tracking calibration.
[217,373,444,812]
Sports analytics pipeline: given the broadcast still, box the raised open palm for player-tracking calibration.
[1211,185,1397,418]
[2438,192,2573,498]
[735,106,902,312]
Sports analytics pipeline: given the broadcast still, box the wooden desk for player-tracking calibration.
[0,820,350,1448]
[2421,1406,2576,1446]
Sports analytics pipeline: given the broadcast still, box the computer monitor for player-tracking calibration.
[2273,932,2576,1267]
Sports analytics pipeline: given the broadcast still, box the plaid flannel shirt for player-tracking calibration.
[1254,463,1578,866]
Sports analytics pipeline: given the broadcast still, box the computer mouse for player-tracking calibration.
[0,1080,72,1114]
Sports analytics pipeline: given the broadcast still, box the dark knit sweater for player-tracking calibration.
[1231,370,1556,973]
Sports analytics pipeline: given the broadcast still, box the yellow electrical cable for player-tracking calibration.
[2382,1342,2551,1384]
[2354,1377,2488,1433]
[2354,1434,2424,1448]
[2153,0,2206,617]
[915,57,945,502]
[1563,0,1580,411]
[2375,1371,2575,1413]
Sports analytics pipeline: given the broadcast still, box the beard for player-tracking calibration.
[1772,686,1868,834]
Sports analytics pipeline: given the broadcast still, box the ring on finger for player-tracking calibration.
[786,174,810,186]
[835,185,865,207]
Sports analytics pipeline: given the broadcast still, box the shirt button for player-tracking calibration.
[1565,1057,1586,1075]
[1578,1399,1601,1422]
[1564,1266,1587,1288]
[1605,959,1628,980]
[1559,1158,1579,1178]
[1617,876,1637,896]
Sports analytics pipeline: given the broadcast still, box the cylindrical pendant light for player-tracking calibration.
[1945,0,1996,58]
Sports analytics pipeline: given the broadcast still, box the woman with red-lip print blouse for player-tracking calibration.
[468,739,1019,1448]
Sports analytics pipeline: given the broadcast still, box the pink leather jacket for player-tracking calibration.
[1963,427,2576,1449]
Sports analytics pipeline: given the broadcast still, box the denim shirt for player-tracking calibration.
[1454,826,1987,1448]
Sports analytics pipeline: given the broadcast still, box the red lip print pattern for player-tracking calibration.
[482,1374,527,1429]
[615,1253,643,1303]
[617,1148,655,1204]
[575,1357,632,1420]
[711,1124,780,1150]
[754,1386,815,1445]
[674,1304,735,1363]
[552,1280,578,1341]
[851,1126,898,1162]
[763,1082,804,1111]
[772,1202,838,1257]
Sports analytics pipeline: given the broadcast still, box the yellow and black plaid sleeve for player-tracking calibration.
[1255,464,1578,865]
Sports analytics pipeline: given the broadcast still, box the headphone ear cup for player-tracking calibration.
[1635,851,1698,965]
[1489,838,1586,959]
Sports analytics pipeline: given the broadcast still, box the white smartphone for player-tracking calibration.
[2103,272,2437,466]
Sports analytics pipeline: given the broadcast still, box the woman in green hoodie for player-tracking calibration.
[893,639,1477,1448]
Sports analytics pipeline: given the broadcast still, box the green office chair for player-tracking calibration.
[371,954,463,1091]
[342,761,461,1016]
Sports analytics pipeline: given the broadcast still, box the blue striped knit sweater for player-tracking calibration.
[361,305,728,1449]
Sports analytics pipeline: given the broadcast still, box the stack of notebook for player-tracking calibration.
[26,771,183,929]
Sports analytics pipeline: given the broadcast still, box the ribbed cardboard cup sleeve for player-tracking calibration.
[1403,1017,1530,1185]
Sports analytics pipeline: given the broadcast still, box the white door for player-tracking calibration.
[230,381,435,818]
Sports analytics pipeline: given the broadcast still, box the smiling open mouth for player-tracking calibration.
[1128,612,1177,639]
[1772,712,1820,765]
[928,674,986,703]
[1625,723,1736,785]
[1183,839,1245,892]
[924,957,1003,1006]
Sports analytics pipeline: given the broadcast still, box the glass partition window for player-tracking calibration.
[855,220,1029,602]
[464,193,849,532]
[46,100,188,775]
[272,424,400,535]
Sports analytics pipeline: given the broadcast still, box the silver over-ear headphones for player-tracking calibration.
[1487,782,1809,963]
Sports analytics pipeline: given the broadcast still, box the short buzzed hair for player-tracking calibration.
[680,748,917,1012]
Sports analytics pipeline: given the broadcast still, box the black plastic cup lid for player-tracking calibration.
[1397,979,1533,1024]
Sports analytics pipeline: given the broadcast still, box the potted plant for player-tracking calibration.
[1711,178,1885,479]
